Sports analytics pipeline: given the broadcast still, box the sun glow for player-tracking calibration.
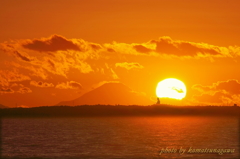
[156,78,187,100]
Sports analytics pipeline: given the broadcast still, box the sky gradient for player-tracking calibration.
[1,0,240,107]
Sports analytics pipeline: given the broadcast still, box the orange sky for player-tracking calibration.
[1,0,240,107]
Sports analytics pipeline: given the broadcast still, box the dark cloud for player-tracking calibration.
[69,81,82,89]
[22,35,80,52]
[14,51,32,62]
[30,81,54,88]
[153,37,179,54]
[107,48,115,52]
[90,44,102,50]
[133,45,152,53]
[151,36,223,57]
[178,42,220,56]
[47,59,56,69]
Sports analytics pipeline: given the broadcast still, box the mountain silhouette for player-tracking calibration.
[0,104,8,109]
[58,83,151,106]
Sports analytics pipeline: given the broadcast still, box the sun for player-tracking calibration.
[156,78,187,100]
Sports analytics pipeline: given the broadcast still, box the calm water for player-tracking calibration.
[1,116,239,159]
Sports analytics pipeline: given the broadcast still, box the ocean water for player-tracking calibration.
[1,116,239,159]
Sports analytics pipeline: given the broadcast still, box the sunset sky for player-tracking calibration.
[1,0,240,107]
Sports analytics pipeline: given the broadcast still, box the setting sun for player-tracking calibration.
[156,78,187,100]
[1,1,240,107]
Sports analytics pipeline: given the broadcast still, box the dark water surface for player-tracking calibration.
[1,116,239,159]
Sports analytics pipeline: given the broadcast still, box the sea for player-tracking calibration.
[1,116,239,159]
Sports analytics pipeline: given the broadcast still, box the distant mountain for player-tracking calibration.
[58,83,152,106]
[0,104,8,109]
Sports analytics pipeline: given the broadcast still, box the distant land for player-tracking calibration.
[57,83,152,106]
[0,104,8,109]
[0,105,239,117]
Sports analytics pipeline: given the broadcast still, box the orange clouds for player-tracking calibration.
[1,35,240,106]
[2,36,94,79]
[192,79,240,105]
[0,83,32,94]
[0,88,14,94]
[215,80,240,94]
[22,35,80,52]
[133,45,152,53]
[0,69,30,83]
[0,69,31,94]
[151,36,223,57]
[110,68,119,80]
[30,81,54,88]
[13,51,32,62]
[10,62,48,80]
[1,34,240,62]
[193,79,240,94]
[56,81,82,89]
[18,85,32,94]
[115,62,144,70]
[105,36,236,59]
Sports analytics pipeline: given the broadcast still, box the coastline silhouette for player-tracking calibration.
[0,105,239,117]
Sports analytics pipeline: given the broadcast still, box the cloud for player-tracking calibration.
[90,44,102,50]
[10,62,49,80]
[68,81,82,89]
[0,83,32,94]
[13,51,32,62]
[103,36,236,59]
[56,81,82,89]
[115,62,144,70]
[2,37,93,79]
[151,36,224,57]
[35,48,94,77]
[44,58,64,76]
[214,79,240,94]
[133,45,152,53]
[0,87,14,94]
[30,81,54,88]
[191,84,213,93]
[2,35,240,61]
[104,42,149,56]
[0,75,9,87]
[71,59,93,74]
[193,79,240,94]
[22,35,81,52]
[106,48,115,52]
[110,68,119,79]
[28,67,49,80]
[192,79,240,105]
[0,69,32,94]
[0,69,31,83]
[1,35,240,107]
[18,86,32,94]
